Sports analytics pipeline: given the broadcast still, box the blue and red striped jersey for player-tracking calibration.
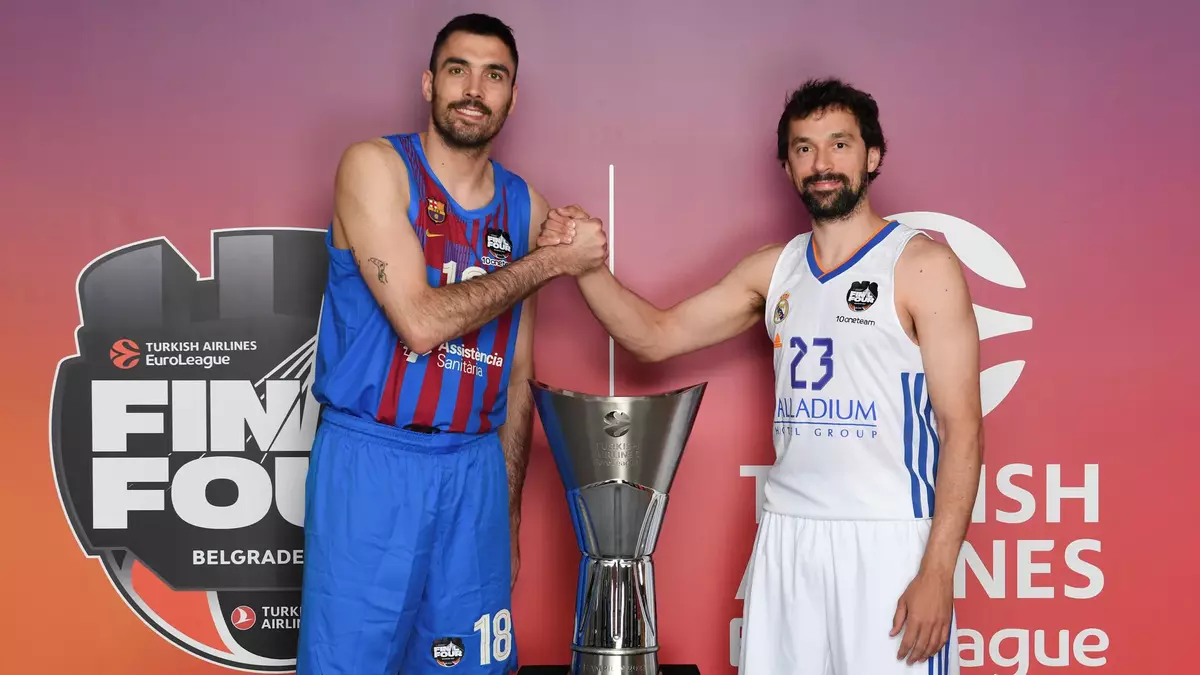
[312,133,531,434]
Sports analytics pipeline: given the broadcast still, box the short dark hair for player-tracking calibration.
[776,78,887,181]
[429,13,519,80]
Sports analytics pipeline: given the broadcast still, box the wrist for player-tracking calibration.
[918,550,957,581]
[530,245,566,278]
[578,264,609,284]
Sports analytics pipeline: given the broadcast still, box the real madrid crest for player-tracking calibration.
[773,292,790,324]
[426,198,446,224]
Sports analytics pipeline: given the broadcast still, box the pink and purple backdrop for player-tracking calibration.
[2,1,1197,673]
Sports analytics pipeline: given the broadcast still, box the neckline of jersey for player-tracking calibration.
[410,133,505,219]
[806,220,899,284]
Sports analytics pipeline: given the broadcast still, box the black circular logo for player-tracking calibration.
[846,280,879,312]
[431,637,465,667]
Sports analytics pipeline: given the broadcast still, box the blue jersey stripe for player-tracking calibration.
[922,387,942,514]
[902,372,922,517]
[392,352,428,425]
[914,373,931,517]
[433,340,465,426]
[901,371,941,518]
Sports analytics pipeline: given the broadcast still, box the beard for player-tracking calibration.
[798,168,869,222]
[431,86,510,151]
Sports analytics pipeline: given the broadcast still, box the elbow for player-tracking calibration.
[396,325,440,356]
[630,341,672,363]
[634,348,666,363]
[404,332,441,356]
[628,323,675,363]
[943,420,985,461]
[383,297,440,355]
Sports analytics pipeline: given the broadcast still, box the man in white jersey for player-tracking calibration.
[536,78,982,674]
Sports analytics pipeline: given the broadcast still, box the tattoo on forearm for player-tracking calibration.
[368,257,388,283]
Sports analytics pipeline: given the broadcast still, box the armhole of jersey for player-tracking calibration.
[384,134,423,230]
[508,172,532,259]
[888,228,932,344]
[764,233,808,336]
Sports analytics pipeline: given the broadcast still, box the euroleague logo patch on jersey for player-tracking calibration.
[49,228,328,672]
[845,280,878,311]
[773,292,790,324]
[431,637,465,667]
[427,197,447,224]
[482,228,512,267]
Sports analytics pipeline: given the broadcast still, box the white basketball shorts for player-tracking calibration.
[738,511,957,675]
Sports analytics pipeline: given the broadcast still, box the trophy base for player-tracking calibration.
[573,649,655,675]
[517,666,699,675]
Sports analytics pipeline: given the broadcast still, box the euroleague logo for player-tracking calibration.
[886,211,1033,416]
[110,338,140,369]
[49,228,329,672]
[603,410,631,438]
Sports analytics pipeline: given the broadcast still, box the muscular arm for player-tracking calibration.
[332,141,563,354]
[902,237,984,579]
[575,244,782,362]
[502,302,535,519]
[497,186,548,587]
[500,188,546,523]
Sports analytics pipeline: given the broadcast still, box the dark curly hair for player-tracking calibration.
[429,14,519,81]
[776,78,887,181]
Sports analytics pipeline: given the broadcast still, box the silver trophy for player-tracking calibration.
[529,380,707,675]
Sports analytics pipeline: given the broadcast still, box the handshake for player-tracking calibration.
[536,205,609,277]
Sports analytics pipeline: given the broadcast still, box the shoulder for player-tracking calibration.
[895,232,972,311]
[335,137,410,198]
[896,233,964,283]
[734,242,787,298]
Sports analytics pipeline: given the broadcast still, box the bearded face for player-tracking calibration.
[430,79,511,150]
[783,107,880,223]
[424,32,517,151]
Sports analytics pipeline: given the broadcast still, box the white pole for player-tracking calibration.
[608,163,615,397]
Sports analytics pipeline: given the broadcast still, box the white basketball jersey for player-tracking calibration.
[762,221,939,521]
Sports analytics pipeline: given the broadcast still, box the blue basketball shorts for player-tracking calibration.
[296,408,518,675]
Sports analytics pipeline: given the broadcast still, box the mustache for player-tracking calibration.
[803,173,850,188]
[449,100,492,116]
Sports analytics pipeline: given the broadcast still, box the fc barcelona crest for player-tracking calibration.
[426,198,446,224]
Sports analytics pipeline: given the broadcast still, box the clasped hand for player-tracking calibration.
[537,205,608,275]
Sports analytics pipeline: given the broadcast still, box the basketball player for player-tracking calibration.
[538,78,982,674]
[296,14,607,675]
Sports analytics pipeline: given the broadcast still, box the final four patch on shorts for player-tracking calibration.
[432,637,465,667]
